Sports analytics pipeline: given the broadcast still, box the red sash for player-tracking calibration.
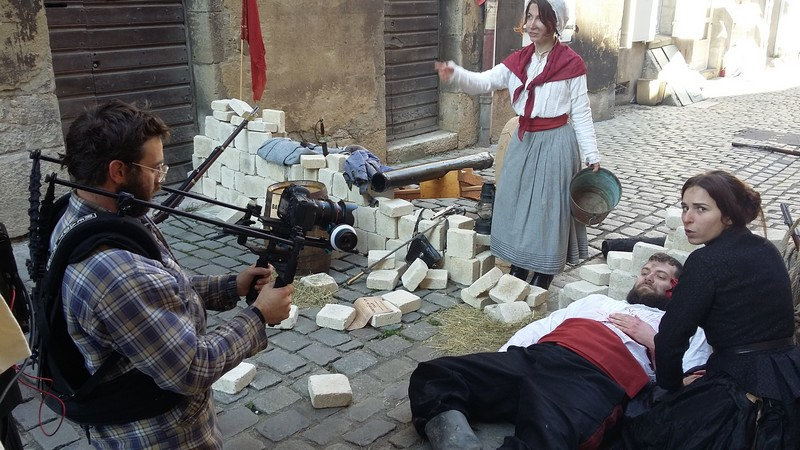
[517,114,569,134]
[538,318,650,398]
[502,42,586,139]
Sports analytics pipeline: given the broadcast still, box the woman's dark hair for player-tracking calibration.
[681,170,766,234]
[515,0,559,36]
[62,99,170,186]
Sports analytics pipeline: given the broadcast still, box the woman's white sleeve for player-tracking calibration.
[447,61,511,95]
[568,75,600,165]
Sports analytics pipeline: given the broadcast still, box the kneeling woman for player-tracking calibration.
[621,170,799,448]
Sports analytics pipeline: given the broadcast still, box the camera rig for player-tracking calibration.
[27,150,358,303]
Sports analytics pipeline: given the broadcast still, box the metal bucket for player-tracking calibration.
[569,168,622,226]
[265,180,332,276]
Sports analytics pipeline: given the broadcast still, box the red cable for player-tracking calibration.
[9,287,15,312]
[18,376,66,437]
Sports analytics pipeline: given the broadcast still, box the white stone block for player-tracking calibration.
[326,153,348,172]
[476,233,491,248]
[218,147,242,171]
[230,115,248,127]
[317,168,337,191]
[401,258,428,291]
[267,304,299,329]
[631,242,668,275]
[376,212,399,239]
[445,255,481,285]
[316,304,356,330]
[606,251,633,272]
[217,121,236,144]
[216,207,244,224]
[240,153,256,176]
[665,208,683,229]
[300,154,327,169]
[212,362,256,395]
[381,290,421,314]
[386,239,407,262]
[466,266,503,297]
[476,250,495,275]
[489,274,531,303]
[220,166,235,189]
[366,269,400,290]
[303,168,318,181]
[331,172,350,199]
[213,109,235,122]
[236,173,270,199]
[299,273,338,296]
[664,226,703,254]
[608,270,637,301]
[234,128,249,151]
[354,206,377,233]
[579,264,612,286]
[461,288,492,309]
[563,280,608,301]
[366,231,387,251]
[447,215,475,230]
[211,99,231,111]
[204,116,219,140]
[558,289,573,308]
[368,250,396,270]
[228,98,252,116]
[484,302,531,324]
[398,214,419,240]
[289,164,304,180]
[309,374,352,409]
[202,178,217,198]
[260,160,287,182]
[419,269,448,290]
[262,109,286,133]
[525,286,548,308]
[446,229,477,258]
[370,300,402,327]
[193,134,214,158]
[248,131,272,155]
[377,198,414,218]
[247,120,272,132]
[666,249,691,266]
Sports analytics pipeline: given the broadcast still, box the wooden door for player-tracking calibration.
[384,0,440,141]
[45,0,197,184]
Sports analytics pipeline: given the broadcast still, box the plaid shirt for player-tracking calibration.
[51,194,268,449]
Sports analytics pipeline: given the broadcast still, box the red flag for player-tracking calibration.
[242,0,266,101]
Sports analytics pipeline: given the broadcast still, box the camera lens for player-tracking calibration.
[329,224,358,252]
[316,199,356,227]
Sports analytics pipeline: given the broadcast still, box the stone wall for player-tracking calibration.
[0,0,63,238]
[187,0,388,161]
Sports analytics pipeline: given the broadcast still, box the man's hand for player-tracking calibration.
[435,61,454,82]
[588,162,601,172]
[252,281,294,325]
[236,264,273,297]
[682,369,706,386]
[608,313,656,350]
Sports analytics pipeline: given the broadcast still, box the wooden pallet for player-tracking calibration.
[393,168,485,200]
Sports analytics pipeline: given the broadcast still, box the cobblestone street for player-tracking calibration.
[11,83,800,449]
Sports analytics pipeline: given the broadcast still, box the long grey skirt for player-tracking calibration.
[490,123,588,275]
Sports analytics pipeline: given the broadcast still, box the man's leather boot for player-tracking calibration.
[424,410,482,450]
[509,265,529,281]
[530,272,554,290]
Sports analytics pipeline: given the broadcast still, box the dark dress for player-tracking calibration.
[622,226,800,448]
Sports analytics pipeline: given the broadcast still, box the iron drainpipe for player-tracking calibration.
[478,0,498,147]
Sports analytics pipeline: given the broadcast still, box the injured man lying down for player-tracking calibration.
[408,252,712,450]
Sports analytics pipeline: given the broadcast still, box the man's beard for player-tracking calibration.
[118,176,153,218]
[626,286,669,310]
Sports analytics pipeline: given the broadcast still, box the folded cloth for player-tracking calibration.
[343,149,392,194]
[257,138,349,165]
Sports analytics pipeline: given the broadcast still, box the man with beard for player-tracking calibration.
[49,100,293,448]
[408,253,711,450]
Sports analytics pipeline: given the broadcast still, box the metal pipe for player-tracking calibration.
[370,152,494,192]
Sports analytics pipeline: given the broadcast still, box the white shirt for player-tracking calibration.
[499,294,711,381]
[447,57,600,165]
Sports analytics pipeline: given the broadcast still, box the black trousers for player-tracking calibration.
[409,343,627,450]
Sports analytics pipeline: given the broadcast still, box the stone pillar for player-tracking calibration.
[439,0,484,148]
[0,0,63,238]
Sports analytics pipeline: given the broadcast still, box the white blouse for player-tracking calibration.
[447,55,600,165]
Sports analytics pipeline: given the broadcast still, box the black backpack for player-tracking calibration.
[32,194,184,425]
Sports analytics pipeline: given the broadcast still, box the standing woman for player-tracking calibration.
[622,170,800,448]
[435,0,600,289]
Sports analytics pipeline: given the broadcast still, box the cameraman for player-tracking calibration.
[52,100,292,448]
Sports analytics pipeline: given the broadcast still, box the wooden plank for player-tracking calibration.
[385,46,438,65]
[386,102,438,124]
[54,74,95,97]
[386,89,438,110]
[387,118,439,138]
[384,31,439,49]
[385,1,438,16]
[92,66,190,94]
[386,75,439,96]
[386,61,436,80]
[163,142,194,166]
[85,5,184,26]
[420,171,461,199]
[88,26,187,48]
[51,51,94,75]
[91,46,188,71]
[151,104,195,127]
[650,48,669,70]
[48,29,89,51]
[384,17,438,33]
[167,124,197,146]
[44,4,86,27]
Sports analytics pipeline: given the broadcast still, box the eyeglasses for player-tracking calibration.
[130,162,169,183]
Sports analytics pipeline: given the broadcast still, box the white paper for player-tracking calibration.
[0,292,31,372]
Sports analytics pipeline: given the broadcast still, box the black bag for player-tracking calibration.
[404,211,442,268]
